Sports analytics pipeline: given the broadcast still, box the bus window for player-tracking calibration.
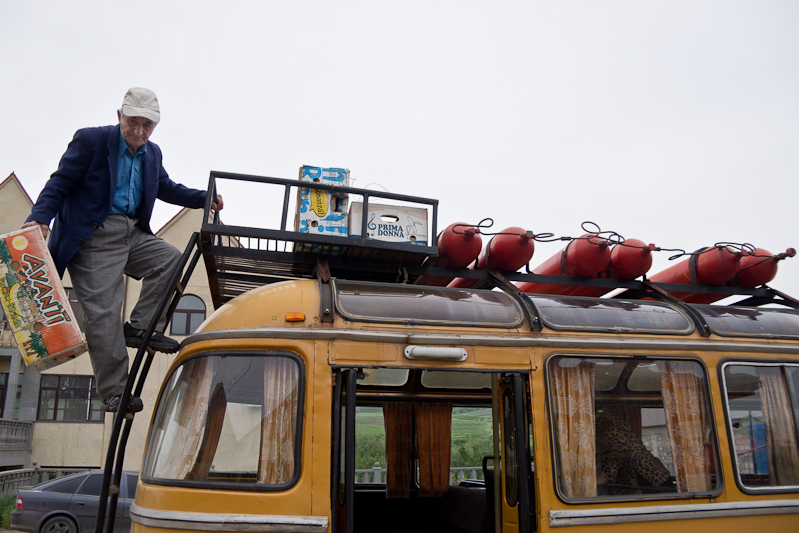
[695,305,799,339]
[450,407,494,485]
[531,295,695,335]
[355,406,386,484]
[334,281,525,328]
[548,356,720,500]
[723,362,799,491]
[142,353,303,490]
[357,369,409,387]
[353,404,493,487]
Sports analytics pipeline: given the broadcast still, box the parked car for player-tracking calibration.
[11,471,138,533]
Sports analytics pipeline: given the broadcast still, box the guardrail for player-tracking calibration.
[0,419,33,453]
[355,463,484,484]
[0,467,91,496]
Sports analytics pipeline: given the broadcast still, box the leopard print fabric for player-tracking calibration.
[595,411,671,495]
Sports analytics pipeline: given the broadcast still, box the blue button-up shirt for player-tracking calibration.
[110,130,145,216]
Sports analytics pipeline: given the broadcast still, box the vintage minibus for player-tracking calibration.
[106,173,799,533]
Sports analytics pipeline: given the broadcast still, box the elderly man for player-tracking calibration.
[23,87,222,414]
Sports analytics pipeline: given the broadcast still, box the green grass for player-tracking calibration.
[354,407,385,438]
[451,412,492,442]
[356,406,493,440]
[0,492,16,528]
[354,406,495,470]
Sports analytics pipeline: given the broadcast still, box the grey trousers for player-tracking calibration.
[67,215,180,400]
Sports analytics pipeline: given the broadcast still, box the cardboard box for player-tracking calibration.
[294,166,350,253]
[0,227,87,371]
[348,202,428,245]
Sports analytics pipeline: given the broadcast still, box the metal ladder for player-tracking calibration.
[94,229,204,533]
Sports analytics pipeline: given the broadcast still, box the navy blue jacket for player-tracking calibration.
[26,125,206,277]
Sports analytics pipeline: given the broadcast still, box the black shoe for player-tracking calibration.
[102,394,144,414]
[124,322,180,353]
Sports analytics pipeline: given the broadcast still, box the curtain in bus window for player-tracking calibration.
[384,402,414,498]
[416,402,453,497]
[156,357,215,479]
[258,357,299,484]
[550,360,597,498]
[756,366,799,485]
[657,360,713,492]
[187,385,227,480]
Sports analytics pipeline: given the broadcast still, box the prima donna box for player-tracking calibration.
[0,227,87,371]
[348,202,428,245]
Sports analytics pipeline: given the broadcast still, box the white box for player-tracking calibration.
[348,203,428,245]
[0,227,87,371]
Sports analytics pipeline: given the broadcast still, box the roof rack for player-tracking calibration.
[200,171,439,307]
[199,172,798,310]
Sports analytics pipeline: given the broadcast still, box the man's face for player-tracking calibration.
[118,112,156,152]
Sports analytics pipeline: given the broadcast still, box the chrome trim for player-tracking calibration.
[130,503,329,533]
[548,499,799,527]
[184,327,799,354]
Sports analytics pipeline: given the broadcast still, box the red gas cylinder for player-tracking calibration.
[517,234,611,295]
[683,247,796,305]
[648,245,742,303]
[734,248,795,287]
[650,246,742,286]
[447,227,535,289]
[415,223,483,287]
[561,239,655,297]
[609,239,656,280]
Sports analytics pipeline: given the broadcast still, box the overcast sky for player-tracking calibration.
[2,1,798,302]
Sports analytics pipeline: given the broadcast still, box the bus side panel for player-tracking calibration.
[530,348,799,533]
[311,339,334,526]
[132,340,321,531]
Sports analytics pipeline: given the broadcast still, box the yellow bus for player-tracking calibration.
[120,173,799,533]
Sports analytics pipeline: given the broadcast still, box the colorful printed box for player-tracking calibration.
[348,203,428,246]
[294,165,350,253]
[0,227,87,371]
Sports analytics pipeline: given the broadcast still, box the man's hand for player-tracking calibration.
[212,194,224,212]
[21,221,50,239]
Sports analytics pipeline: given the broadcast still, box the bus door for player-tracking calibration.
[332,368,357,533]
[498,374,532,533]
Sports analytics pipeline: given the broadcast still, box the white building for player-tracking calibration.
[0,172,215,473]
